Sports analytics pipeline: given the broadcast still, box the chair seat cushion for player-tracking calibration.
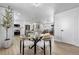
[24,40,34,47]
[37,40,49,48]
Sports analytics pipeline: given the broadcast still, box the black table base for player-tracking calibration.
[20,37,51,55]
[34,40,36,55]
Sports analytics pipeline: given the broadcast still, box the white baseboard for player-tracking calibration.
[55,39,79,47]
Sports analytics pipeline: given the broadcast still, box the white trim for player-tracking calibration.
[55,39,79,47]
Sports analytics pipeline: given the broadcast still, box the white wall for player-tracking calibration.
[54,7,79,46]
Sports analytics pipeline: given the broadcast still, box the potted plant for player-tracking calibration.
[1,6,13,41]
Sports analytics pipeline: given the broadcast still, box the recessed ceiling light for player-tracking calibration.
[33,3,41,7]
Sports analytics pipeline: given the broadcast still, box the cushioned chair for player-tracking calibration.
[24,40,34,47]
[20,39,34,55]
[37,40,49,48]
[37,35,53,55]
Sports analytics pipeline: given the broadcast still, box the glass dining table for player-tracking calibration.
[20,32,52,55]
[20,32,43,55]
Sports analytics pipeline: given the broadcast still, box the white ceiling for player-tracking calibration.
[0,3,79,23]
[0,3,79,14]
[55,3,79,14]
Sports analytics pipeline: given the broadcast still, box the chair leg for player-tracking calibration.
[34,40,36,55]
[49,40,51,55]
[20,40,21,54]
[22,40,24,55]
[44,40,45,55]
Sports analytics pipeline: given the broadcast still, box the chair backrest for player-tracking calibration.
[41,33,53,41]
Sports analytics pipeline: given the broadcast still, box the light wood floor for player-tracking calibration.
[0,36,79,55]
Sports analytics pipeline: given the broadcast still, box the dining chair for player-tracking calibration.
[20,39,34,55]
[37,36,53,55]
